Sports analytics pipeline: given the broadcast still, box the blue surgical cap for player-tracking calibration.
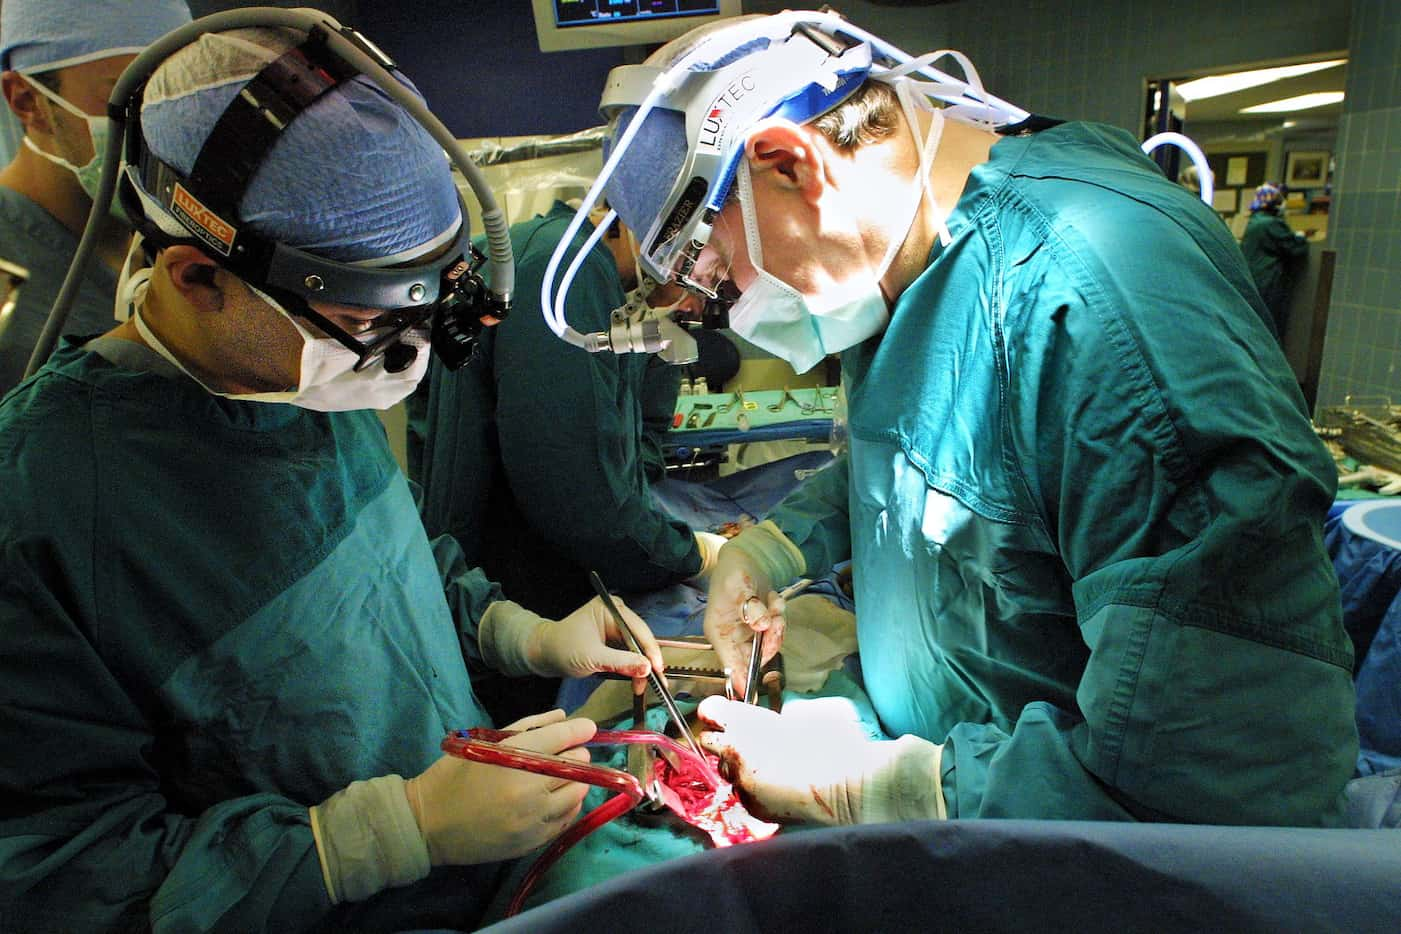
[1250,183,1284,213]
[603,105,689,239]
[141,30,459,266]
[0,0,190,73]
[600,37,784,238]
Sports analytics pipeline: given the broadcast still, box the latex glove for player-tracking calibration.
[690,530,728,584]
[703,520,805,696]
[406,709,597,866]
[698,696,946,826]
[480,597,664,688]
[1339,465,1401,495]
[309,709,597,903]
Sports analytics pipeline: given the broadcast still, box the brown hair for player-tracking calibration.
[810,80,904,150]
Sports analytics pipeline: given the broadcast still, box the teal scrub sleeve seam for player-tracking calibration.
[430,531,506,667]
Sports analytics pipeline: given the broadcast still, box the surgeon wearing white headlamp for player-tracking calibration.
[551,11,1357,831]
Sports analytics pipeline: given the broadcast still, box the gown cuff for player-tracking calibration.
[309,774,431,904]
[858,735,947,824]
[479,599,548,677]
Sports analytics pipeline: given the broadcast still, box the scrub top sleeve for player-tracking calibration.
[0,542,332,932]
[1269,217,1310,260]
[766,451,852,576]
[974,247,1356,826]
[492,228,701,592]
[428,531,507,669]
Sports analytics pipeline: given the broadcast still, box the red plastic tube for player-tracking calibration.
[441,727,720,916]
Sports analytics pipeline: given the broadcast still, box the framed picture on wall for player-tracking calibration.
[1286,150,1330,188]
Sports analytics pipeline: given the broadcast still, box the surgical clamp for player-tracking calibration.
[767,387,801,412]
[740,578,813,704]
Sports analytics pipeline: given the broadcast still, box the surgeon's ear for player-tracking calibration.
[1,72,49,133]
[163,245,225,313]
[745,120,826,206]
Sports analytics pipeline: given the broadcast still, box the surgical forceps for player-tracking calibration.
[589,571,708,764]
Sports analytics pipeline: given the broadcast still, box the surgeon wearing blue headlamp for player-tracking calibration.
[0,16,668,933]
[561,11,1357,829]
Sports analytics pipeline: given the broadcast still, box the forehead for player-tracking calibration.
[46,53,136,90]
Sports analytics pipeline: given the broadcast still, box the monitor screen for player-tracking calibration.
[532,0,742,52]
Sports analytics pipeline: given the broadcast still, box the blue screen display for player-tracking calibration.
[554,0,722,28]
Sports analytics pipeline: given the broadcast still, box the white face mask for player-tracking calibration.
[130,279,430,412]
[22,77,128,223]
[725,106,946,374]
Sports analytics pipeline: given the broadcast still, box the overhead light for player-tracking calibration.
[1282,120,1297,128]
[1240,91,1346,114]
[1176,59,1344,102]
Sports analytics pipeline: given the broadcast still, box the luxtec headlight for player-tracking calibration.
[541,10,1031,355]
[119,24,505,373]
[599,22,873,298]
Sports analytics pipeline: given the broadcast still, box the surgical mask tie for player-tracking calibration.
[891,80,953,248]
[114,234,151,323]
[130,280,428,411]
[22,77,128,223]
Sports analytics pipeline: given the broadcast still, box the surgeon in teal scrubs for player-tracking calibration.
[592,13,1357,829]
[418,203,724,724]
[0,23,663,934]
[419,204,723,622]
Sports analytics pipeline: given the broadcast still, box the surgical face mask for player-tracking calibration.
[21,76,128,223]
[130,280,429,412]
[725,107,946,374]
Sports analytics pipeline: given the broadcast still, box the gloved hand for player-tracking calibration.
[406,709,597,866]
[702,520,805,696]
[309,709,597,904]
[690,530,729,584]
[528,596,665,680]
[697,696,946,826]
[480,597,664,687]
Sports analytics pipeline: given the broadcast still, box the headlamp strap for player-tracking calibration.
[188,28,358,210]
[995,114,1065,136]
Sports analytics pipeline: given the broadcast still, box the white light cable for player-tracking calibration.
[1142,131,1215,206]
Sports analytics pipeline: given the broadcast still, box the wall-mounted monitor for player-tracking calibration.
[531,0,743,53]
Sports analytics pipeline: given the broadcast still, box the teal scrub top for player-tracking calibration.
[1240,209,1309,335]
[419,203,698,619]
[770,122,1357,826]
[0,186,118,395]
[0,339,505,932]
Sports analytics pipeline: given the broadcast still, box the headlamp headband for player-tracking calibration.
[27,7,515,381]
[121,27,466,312]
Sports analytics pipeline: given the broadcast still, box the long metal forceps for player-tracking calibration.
[588,570,709,764]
